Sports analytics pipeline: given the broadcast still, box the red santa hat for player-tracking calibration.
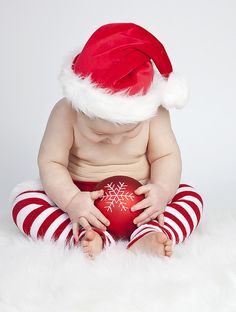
[59,22,189,124]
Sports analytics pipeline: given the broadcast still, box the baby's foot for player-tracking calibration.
[80,229,103,260]
[129,232,172,257]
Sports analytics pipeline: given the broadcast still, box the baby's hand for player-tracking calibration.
[131,183,169,227]
[65,190,110,242]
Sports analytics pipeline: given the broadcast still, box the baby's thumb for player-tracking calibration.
[90,189,104,200]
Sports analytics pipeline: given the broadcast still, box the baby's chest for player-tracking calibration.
[72,130,149,166]
[77,140,147,165]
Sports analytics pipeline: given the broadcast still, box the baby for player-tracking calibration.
[11,23,203,260]
[38,99,179,258]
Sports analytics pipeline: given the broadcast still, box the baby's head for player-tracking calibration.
[60,23,188,131]
[77,111,143,144]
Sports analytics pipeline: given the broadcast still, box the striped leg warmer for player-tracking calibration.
[127,184,204,248]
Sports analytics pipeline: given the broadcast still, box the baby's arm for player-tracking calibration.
[131,106,182,226]
[38,99,110,239]
[147,105,182,202]
[37,99,80,210]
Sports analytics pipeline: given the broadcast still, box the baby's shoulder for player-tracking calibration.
[149,106,172,131]
[50,98,76,123]
[52,97,75,114]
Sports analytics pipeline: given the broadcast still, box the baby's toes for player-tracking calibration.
[84,249,94,259]
[83,249,94,259]
[164,245,172,252]
[166,251,172,257]
[165,239,172,246]
[81,239,89,247]
[82,246,91,254]
[164,244,172,257]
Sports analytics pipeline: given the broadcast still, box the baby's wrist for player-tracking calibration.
[152,182,171,200]
[63,190,81,213]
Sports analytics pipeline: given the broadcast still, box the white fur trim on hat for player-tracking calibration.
[59,56,189,124]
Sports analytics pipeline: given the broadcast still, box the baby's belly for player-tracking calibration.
[68,156,150,185]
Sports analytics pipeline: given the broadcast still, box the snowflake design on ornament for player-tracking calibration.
[100,181,135,212]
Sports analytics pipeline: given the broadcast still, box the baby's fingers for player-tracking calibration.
[79,216,92,231]
[131,198,150,211]
[133,207,154,225]
[157,213,164,226]
[135,212,158,226]
[92,207,110,227]
[72,222,80,243]
[90,189,104,201]
[134,184,152,195]
[88,214,107,231]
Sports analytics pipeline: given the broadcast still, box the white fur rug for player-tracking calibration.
[0,208,235,312]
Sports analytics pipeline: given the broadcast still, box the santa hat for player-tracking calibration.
[59,22,189,124]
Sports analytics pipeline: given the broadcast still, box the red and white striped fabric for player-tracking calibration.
[11,189,75,247]
[127,184,203,248]
[10,180,203,249]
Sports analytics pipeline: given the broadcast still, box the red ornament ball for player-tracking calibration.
[93,175,145,240]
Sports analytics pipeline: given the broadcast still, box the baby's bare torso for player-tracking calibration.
[68,113,151,185]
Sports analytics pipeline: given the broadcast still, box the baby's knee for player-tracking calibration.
[9,178,43,204]
[176,183,204,208]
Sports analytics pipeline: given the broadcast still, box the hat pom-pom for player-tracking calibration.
[159,72,189,109]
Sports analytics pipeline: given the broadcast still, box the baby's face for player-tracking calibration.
[78,112,143,144]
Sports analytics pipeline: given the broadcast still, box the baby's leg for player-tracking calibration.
[127,184,204,256]
[11,180,74,247]
[10,180,115,252]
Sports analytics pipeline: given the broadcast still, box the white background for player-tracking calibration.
[0,0,235,215]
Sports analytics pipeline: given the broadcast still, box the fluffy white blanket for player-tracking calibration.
[0,208,235,312]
